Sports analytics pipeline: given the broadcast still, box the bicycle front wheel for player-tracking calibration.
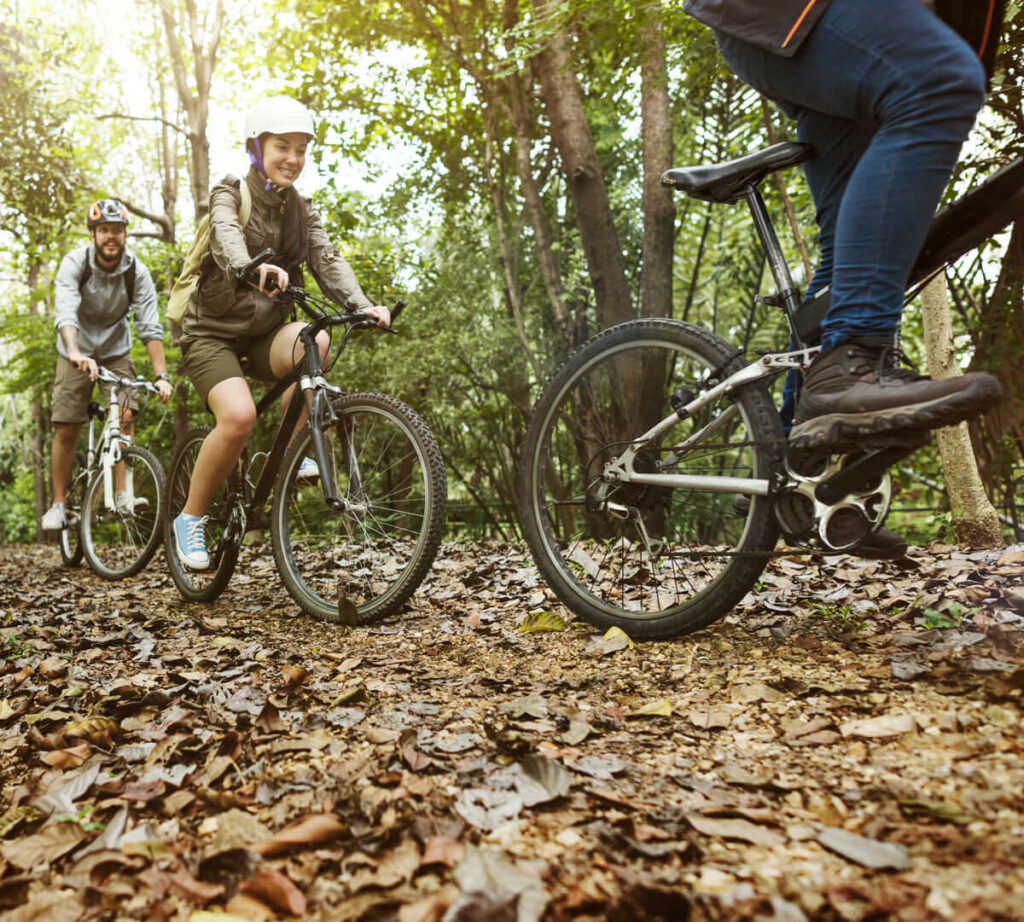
[272,392,447,625]
[518,318,783,640]
[81,445,165,580]
[59,451,87,567]
[164,427,243,602]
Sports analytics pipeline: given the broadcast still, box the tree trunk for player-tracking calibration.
[506,68,574,347]
[921,274,1004,547]
[639,1,674,320]
[968,218,1024,511]
[158,0,223,218]
[531,0,633,332]
[27,260,49,542]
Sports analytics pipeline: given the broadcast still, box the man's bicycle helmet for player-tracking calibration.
[87,199,129,229]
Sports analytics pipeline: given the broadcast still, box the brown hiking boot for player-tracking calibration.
[789,337,1002,451]
[849,526,907,560]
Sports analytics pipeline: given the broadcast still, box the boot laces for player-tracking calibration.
[846,340,924,385]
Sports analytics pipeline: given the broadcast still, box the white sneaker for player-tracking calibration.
[42,503,67,531]
[115,491,150,516]
[296,457,320,483]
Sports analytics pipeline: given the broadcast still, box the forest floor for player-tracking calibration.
[1,539,1023,922]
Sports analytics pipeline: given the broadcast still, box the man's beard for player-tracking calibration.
[95,239,125,267]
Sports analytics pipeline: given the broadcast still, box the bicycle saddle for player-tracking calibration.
[662,142,813,203]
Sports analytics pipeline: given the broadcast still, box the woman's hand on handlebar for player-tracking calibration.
[248,263,289,297]
[364,305,391,328]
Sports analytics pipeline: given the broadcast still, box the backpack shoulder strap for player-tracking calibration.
[124,256,136,303]
[238,177,252,227]
[77,256,92,292]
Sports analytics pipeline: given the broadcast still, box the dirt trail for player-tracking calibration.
[1,540,1022,921]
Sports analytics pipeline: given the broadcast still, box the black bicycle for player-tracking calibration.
[60,366,165,579]
[163,250,448,625]
[517,142,1022,641]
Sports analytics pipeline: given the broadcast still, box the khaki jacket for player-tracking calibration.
[180,167,373,346]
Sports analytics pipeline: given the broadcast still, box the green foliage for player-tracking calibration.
[920,602,976,631]
[807,601,868,632]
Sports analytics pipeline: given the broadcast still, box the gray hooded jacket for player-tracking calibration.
[54,245,161,361]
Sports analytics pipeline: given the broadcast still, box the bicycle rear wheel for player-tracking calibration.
[272,392,447,625]
[164,427,244,602]
[518,318,783,640]
[81,445,165,579]
[59,452,87,567]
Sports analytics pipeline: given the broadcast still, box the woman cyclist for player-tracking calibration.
[172,96,389,570]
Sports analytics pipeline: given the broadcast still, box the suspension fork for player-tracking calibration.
[304,385,342,507]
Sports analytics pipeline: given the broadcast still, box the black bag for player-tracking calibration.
[935,0,1007,82]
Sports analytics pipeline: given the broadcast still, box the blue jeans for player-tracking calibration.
[717,0,985,424]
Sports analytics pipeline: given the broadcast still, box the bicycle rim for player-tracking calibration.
[518,318,782,640]
[82,446,165,579]
[164,427,242,602]
[272,392,447,625]
[59,452,87,567]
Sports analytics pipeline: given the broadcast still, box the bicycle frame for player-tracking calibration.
[600,347,815,500]
[237,322,348,524]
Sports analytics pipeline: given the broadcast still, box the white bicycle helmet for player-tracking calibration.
[243,96,315,142]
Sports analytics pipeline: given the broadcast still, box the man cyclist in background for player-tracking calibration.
[41,199,173,531]
[684,0,1005,558]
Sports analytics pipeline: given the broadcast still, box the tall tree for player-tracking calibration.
[921,274,1004,546]
[639,0,675,320]
[530,0,633,332]
[157,0,225,218]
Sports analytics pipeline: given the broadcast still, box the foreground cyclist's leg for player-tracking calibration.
[716,0,1000,450]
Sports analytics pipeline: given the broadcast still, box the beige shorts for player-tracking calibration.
[51,353,138,425]
[180,328,281,408]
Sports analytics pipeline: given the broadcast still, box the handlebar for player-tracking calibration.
[96,366,161,395]
[236,247,406,334]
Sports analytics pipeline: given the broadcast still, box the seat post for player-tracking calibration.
[743,185,806,348]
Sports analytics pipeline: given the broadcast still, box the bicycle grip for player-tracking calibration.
[237,247,276,281]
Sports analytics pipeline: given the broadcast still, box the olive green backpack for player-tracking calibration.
[167,176,251,342]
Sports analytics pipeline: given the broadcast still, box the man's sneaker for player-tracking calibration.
[296,457,320,484]
[115,491,150,516]
[41,503,66,531]
[789,337,1002,451]
[173,512,210,570]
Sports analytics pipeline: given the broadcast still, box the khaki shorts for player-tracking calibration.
[51,353,138,425]
[181,328,282,407]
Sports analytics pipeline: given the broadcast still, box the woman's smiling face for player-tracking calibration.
[262,132,308,188]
